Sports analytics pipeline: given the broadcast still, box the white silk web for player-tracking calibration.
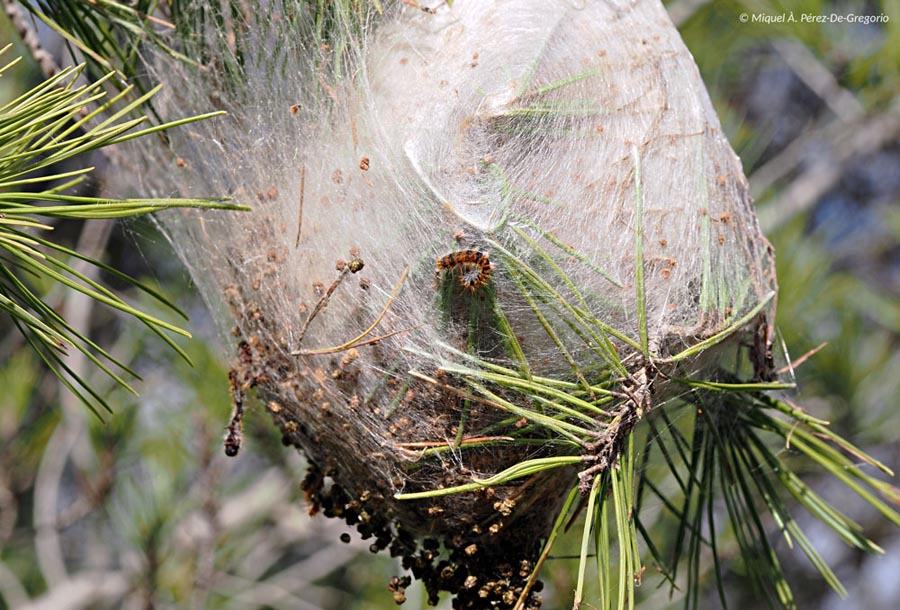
[128,0,776,565]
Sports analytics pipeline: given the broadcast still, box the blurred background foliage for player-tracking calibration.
[1,0,900,609]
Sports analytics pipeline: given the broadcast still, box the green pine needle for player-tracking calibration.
[0,50,248,415]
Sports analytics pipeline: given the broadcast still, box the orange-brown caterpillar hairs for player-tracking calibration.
[435,250,493,291]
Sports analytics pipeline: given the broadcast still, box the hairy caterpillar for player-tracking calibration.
[435,250,493,291]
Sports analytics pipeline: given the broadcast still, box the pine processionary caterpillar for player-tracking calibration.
[435,250,493,291]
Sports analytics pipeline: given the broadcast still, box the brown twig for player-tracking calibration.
[294,266,410,355]
[776,341,827,376]
[296,325,419,356]
[295,267,352,345]
[394,436,515,449]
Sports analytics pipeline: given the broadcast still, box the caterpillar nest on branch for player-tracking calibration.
[128,0,776,608]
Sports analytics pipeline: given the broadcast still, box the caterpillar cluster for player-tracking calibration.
[435,250,493,291]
